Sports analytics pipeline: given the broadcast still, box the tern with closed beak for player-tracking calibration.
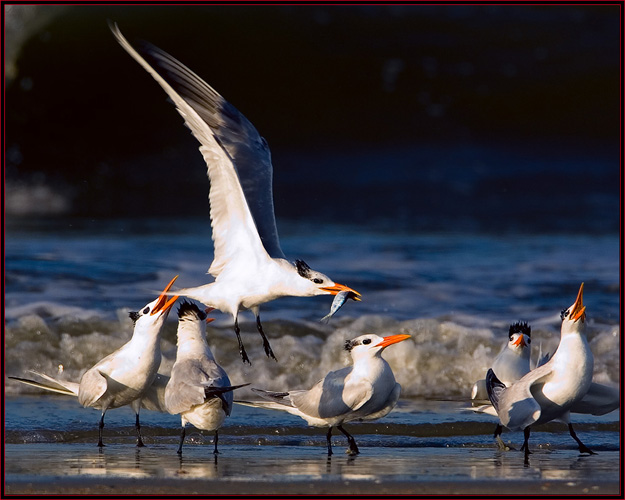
[238,333,410,455]
[165,301,249,454]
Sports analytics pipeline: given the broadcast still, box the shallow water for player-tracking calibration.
[4,396,620,493]
[4,218,621,493]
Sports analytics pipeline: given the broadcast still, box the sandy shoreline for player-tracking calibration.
[5,477,620,496]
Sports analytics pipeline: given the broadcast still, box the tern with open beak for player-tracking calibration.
[237,333,410,455]
[486,283,597,462]
[110,24,361,364]
[165,301,249,454]
[10,276,179,447]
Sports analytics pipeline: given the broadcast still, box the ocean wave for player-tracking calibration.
[6,306,619,399]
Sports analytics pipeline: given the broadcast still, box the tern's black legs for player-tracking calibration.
[98,412,106,447]
[234,317,251,364]
[213,430,220,454]
[493,424,515,451]
[520,427,532,464]
[177,426,186,455]
[326,427,334,456]
[256,315,277,361]
[337,424,360,456]
[135,412,146,447]
[568,423,595,455]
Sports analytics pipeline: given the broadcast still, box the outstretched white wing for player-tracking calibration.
[110,24,283,278]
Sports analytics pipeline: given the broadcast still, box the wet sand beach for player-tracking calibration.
[5,443,620,495]
[5,397,620,496]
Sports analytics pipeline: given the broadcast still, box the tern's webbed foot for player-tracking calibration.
[345,446,360,456]
[495,436,515,451]
[579,445,596,455]
[239,347,251,365]
[256,316,278,362]
[263,341,277,362]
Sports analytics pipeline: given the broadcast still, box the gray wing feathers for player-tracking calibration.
[112,24,284,261]
[165,358,232,415]
[9,372,79,397]
[289,366,372,419]
[570,382,619,415]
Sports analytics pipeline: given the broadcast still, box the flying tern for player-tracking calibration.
[237,333,410,455]
[486,283,597,462]
[10,276,179,447]
[165,301,249,454]
[110,24,361,365]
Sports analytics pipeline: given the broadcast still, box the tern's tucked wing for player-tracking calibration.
[493,363,553,430]
[570,382,619,415]
[141,373,170,412]
[110,24,285,273]
[290,366,372,420]
[165,358,231,415]
[77,368,108,408]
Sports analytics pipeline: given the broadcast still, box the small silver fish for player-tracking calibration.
[321,290,359,323]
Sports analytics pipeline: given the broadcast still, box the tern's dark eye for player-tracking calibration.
[143,306,150,315]
[509,336,514,342]
[362,338,372,345]
[313,278,323,284]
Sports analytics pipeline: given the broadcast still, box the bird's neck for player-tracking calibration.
[352,352,389,379]
[176,327,213,359]
[128,322,162,350]
[552,330,593,375]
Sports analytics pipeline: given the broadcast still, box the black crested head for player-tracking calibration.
[344,339,354,352]
[129,311,140,323]
[509,321,531,337]
[295,259,312,279]
[560,308,569,321]
[178,300,207,321]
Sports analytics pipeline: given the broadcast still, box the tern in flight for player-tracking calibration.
[165,301,249,454]
[110,24,361,364]
[486,283,599,462]
[10,276,179,447]
[237,333,411,455]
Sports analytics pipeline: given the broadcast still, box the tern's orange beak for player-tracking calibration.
[320,283,362,301]
[512,334,527,347]
[375,334,411,348]
[151,275,180,315]
[205,307,216,324]
[569,282,586,322]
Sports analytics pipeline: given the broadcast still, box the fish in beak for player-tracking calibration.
[320,283,362,301]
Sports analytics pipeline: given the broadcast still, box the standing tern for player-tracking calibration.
[10,276,179,447]
[110,24,361,364]
[486,283,596,462]
[237,333,411,455]
[471,321,533,403]
[471,321,533,450]
[165,301,249,454]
